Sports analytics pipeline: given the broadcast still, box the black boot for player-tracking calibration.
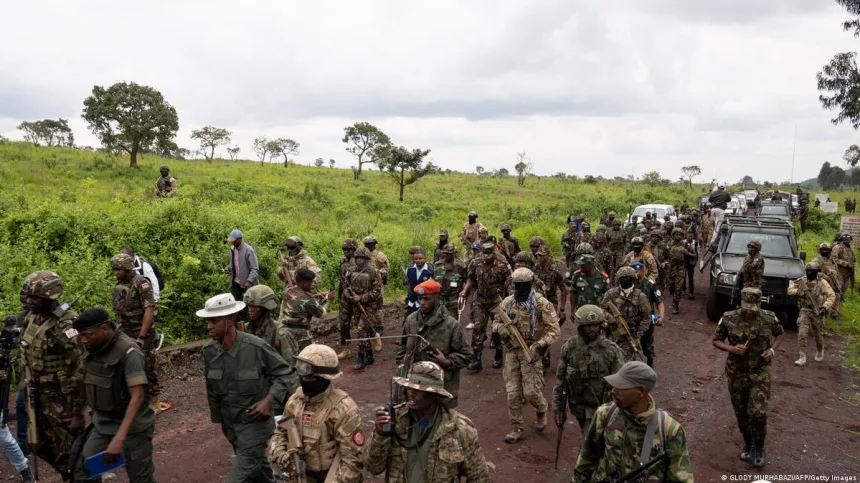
[492,348,503,368]
[468,351,483,372]
[20,468,33,483]
[753,436,766,468]
[740,433,752,462]
[364,348,375,366]
[672,302,679,314]
[646,356,654,368]
[353,349,366,371]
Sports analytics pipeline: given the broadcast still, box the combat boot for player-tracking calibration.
[536,412,547,433]
[815,346,825,362]
[353,350,366,371]
[672,302,679,314]
[364,348,375,366]
[373,331,383,352]
[492,347,503,368]
[794,354,807,366]
[504,428,524,444]
[646,356,655,368]
[740,434,752,462]
[20,469,33,483]
[752,443,766,468]
[467,351,483,372]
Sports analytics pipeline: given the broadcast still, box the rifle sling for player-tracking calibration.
[639,412,659,465]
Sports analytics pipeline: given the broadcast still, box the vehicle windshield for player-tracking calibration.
[744,191,757,199]
[760,205,789,216]
[728,200,739,209]
[632,207,666,219]
[726,232,794,257]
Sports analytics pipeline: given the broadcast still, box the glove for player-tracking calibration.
[530,342,548,356]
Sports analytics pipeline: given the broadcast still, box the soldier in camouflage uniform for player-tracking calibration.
[701,208,715,247]
[504,252,547,301]
[642,211,656,232]
[111,253,165,412]
[499,224,520,267]
[574,362,693,483]
[528,236,547,257]
[533,245,567,373]
[740,240,765,291]
[366,361,490,483]
[153,164,177,198]
[268,344,364,483]
[433,243,467,316]
[561,221,580,268]
[788,262,836,367]
[569,254,610,315]
[336,238,358,360]
[363,235,389,350]
[648,229,667,291]
[831,233,856,320]
[621,237,658,283]
[280,269,333,353]
[633,262,664,368]
[554,305,624,434]
[277,236,322,290]
[432,229,451,264]
[607,219,626,279]
[243,284,281,351]
[713,288,784,468]
[590,234,612,274]
[494,268,560,443]
[623,217,639,251]
[459,211,486,252]
[813,243,843,317]
[344,247,383,371]
[19,271,85,481]
[461,241,512,372]
[599,267,651,362]
[665,228,687,314]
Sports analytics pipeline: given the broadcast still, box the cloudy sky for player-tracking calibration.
[1,0,858,183]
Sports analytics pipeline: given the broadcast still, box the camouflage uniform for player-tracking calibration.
[337,239,357,347]
[574,396,693,483]
[19,271,85,480]
[787,273,835,362]
[553,305,624,434]
[642,215,656,232]
[365,237,389,333]
[499,225,520,265]
[246,311,279,350]
[532,250,566,312]
[459,219,487,248]
[432,245,467,315]
[740,251,765,290]
[154,165,177,198]
[503,252,547,297]
[621,248,658,283]
[701,214,715,246]
[665,234,687,305]
[713,289,784,465]
[606,224,626,275]
[467,255,511,353]
[279,284,324,351]
[561,227,580,268]
[647,232,667,291]
[344,248,382,358]
[635,277,662,367]
[591,234,613,274]
[832,237,856,297]
[813,245,843,315]
[599,281,651,362]
[277,243,322,290]
[112,261,160,397]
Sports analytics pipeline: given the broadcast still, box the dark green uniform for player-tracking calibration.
[204,331,296,482]
[569,269,610,309]
[433,260,467,315]
[75,332,156,483]
[635,278,662,366]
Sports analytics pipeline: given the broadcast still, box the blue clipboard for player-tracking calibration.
[85,451,127,477]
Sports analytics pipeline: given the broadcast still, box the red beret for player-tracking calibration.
[414,280,441,295]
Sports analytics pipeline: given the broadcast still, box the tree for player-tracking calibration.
[81,82,179,167]
[314,157,325,167]
[267,138,300,166]
[844,144,860,166]
[641,171,663,187]
[190,126,231,162]
[514,151,534,186]
[817,2,860,128]
[819,161,848,189]
[476,166,484,175]
[329,159,336,168]
[227,146,241,160]
[680,165,701,188]
[849,167,860,189]
[762,181,773,188]
[17,119,75,147]
[739,175,756,187]
[497,168,510,177]
[252,136,271,165]
[378,146,436,201]
[342,122,391,180]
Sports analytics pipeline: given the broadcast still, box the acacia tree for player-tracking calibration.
[476,166,484,175]
[342,122,391,179]
[252,136,271,165]
[497,168,510,177]
[81,82,179,167]
[267,138,300,166]
[190,126,231,162]
[17,119,75,147]
[378,146,436,201]
[314,157,325,167]
[329,159,335,168]
[227,146,241,160]
[680,165,701,188]
[514,151,534,186]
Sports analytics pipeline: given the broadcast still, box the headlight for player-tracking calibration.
[718,272,737,285]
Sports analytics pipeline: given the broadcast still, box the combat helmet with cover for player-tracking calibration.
[511,267,534,283]
[26,270,64,300]
[294,344,342,380]
[110,253,134,270]
[615,266,636,282]
[574,304,605,327]
[243,285,278,311]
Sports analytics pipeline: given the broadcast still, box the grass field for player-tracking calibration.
[0,141,856,363]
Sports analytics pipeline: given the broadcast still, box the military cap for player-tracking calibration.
[514,251,536,264]
[243,285,278,310]
[500,224,512,231]
[439,229,449,236]
[631,237,644,245]
[110,253,134,270]
[353,247,371,259]
[574,304,605,326]
[579,254,596,265]
[295,344,341,380]
[630,261,645,271]
[536,245,550,257]
[393,361,452,398]
[467,211,477,217]
[362,235,378,244]
[414,279,441,295]
[604,361,657,391]
[818,243,831,251]
[747,240,762,250]
[740,287,762,311]
[442,243,457,254]
[615,266,636,281]
[73,307,111,332]
[575,242,594,254]
[296,268,316,281]
[481,241,496,251]
[159,165,169,171]
[511,267,534,283]
[283,236,302,247]
[341,238,358,249]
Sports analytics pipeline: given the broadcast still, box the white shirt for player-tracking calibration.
[133,255,161,303]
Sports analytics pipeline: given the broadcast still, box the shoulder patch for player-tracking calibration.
[64,328,78,338]
[600,271,609,278]
[352,429,365,446]
[126,346,137,355]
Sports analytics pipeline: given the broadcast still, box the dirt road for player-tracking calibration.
[4,270,859,481]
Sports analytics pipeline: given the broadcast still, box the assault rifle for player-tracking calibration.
[488,297,535,363]
[555,384,568,470]
[794,279,823,316]
[604,301,644,362]
[729,271,744,308]
[276,412,308,483]
[597,451,669,483]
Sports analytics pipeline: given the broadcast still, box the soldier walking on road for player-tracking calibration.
[632,262,664,368]
[277,236,322,290]
[648,229,667,291]
[832,233,856,320]
[813,243,843,320]
[599,267,651,362]
[553,305,624,435]
[665,229,687,314]
[343,248,383,371]
[788,262,836,366]
[73,308,157,483]
[459,211,486,249]
[432,230,452,264]
[494,268,560,444]
[365,361,490,483]
[621,237,658,283]
[460,242,511,372]
[336,238,358,360]
[683,232,699,300]
[433,244,467,315]
[712,288,784,468]
[607,219,626,278]
[740,240,765,291]
[363,235,389,351]
[573,362,693,482]
[200,293,296,483]
[499,224,520,267]
[533,245,567,330]
[568,254,610,315]
[562,221,580,268]
[268,344,365,483]
[153,165,177,198]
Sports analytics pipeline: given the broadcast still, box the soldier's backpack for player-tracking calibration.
[139,257,165,290]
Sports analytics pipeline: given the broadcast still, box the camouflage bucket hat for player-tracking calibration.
[536,245,549,257]
[393,361,452,398]
[512,267,534,283]
[243,285,278,310]
[295,344,342,381]
[615,266,636,282]
[575,304,605,326]
[442,243,457,254]
[362,235,378,244]
[26,270,64,300]
[353,247,371,259]
[341,238,358,250]
[283,236,302,247]
[740,287,762,311]
[110,253,134,270]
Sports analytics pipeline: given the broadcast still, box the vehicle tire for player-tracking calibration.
[706,285,727,322]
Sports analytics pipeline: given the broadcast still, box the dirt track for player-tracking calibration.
[4,269,859,482]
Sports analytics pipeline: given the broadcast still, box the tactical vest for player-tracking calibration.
[21,314,69,375]
[113,275,145,322]
[289,388,350,472]
[534,263,561,298]
[568,338,615,407]
[607,229,625,249]
[84,333,140,420]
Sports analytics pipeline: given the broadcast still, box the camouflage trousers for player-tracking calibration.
[375,286,385,333]
[338,295,354,345]
[470,299,495,352]
[797,308,824,356]
[502,348,547,430]
[287,327,314,352]
[34,396,78,480]
[345,300,379,352]
[666,265,685,304]
[609,249,626,276]
[727,368,771,440]
[119,326,160,397]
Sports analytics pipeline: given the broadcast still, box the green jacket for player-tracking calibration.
[553,334,624,415]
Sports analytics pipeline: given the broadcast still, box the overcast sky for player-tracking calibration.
[1,0,858,183]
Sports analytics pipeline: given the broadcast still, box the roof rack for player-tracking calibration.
[724,215,793,229]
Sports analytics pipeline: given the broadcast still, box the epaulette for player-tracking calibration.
[600,271,609,278]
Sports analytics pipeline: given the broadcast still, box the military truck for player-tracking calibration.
[705,216,806,325]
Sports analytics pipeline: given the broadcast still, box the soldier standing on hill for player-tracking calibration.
[336,238,358,360]
[459,211,486,248]
[434,243,467,315]
[363,235,389,352]
[345,247,383,371]
[432,229,451,264]
[499,224,520,267]
[460,241,511,372]
[277,236,322,290]
[599,267,651,362]
[153,165,177,198]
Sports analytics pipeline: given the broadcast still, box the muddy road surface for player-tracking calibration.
[4,270,859,481]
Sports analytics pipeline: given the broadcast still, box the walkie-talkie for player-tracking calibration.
[382,379,396,436]
[53,285,91,319]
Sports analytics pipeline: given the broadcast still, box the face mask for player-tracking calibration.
[356,258,369,268]
[806,270,819,280]
[821,251,831,259]
[300,377,330,397]
[748,248,757,256]
[514,283,532,301]
[632,246,643,254]
[288,246,300,256]
[619,277,634,290]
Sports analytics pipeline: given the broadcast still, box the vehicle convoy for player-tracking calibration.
[756,201,792,223]
[743,190,760,208]
[735,194,748,212]
[626,204,677,225]
[705,216,805,325]
[726,196,742,215]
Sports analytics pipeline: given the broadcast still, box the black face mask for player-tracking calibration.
[806,270,820,280]
[514,282,532,301]
[820,250,831,259]
[301,377,330,397]
[632,245,643,254]
[439,236,448,244]
[619,277,634,289]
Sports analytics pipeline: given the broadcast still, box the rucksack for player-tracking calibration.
[139,256,165,290]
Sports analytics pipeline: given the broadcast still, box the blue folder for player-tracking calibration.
[85,451,127,477]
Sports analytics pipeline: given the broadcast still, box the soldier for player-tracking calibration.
[642,211,655,231]
[606,219,626,278]
[599,207,610,226]
[363,235,389,350]
[280,269,333,353]
[813,243,843,318]
[578,221,592,246]
[632,262,664,368]
[493,268,560,443]
[590,234,612,274]
[681,199,689,214]
[243,284,281,351]
[620,237,658,283]
[624,217,639,251]
[398,280,472,407]
[665,228,687,314]
[200,293,296,483]
[433,243,467,316]
[336,238,358,360]
[712,288,784,468]
[499,224,520,267]
[569,254,610,315]
[599,267,651,362]
[573,362,693,482]
[528,236,548,257]
[682,231,699,300]
[533,245,567,326]
[788,262,836,366]
[366,361,490,482]
[460,241,511,372]
[344,247,383,371]
[459,211,486,248]
[797,202,809,233]
[561,222,579,267]
[277,236,322,290]
[504,251,547,301]
[72,308,157,483]
[111,253,168,413]
[18,271,85,481]
[553,305,624,434]
[832,233,856,320]
[432,229,451,264]
[740,240,765,291]
[268,344,364,483]
[648,229,667,291]
[153,164,177,198]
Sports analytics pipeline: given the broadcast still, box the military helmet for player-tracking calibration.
[110,253,134,270]
[843,233,853,242]
[575,304,605,326]
[439,229,449,236]
[25,270,64,300]
[362,235,378,244]
[467,211,477,217]
[283,235,302,247]
[818,242,831,251]
[834,232,844,242]
[615,266,636,282]
[511,267,534,283]
[501,224,512,231]
[295,344,342,381]
[596,224,607,233]
[159,164,169,171]
[747,240,762,250]
[20,272,35,299]
[612,218,622,226]
[579,254,596,265]
[581,221,590,229]
[243,285,278,310]
[442,243,457,254]
[575,242,594,255]
[672,228,685,236]
[529,236,546,247]
[805,260,820,270]
[514,251,536,264]
[478,226,489,236]
[341,238,358,250]
[353,247,371,259]
[650,229,664,239]
[608,211,616,218]
[631,236,644,245]
[591,233,607,245]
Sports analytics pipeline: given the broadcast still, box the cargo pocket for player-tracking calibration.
[206,368,226,395]
[436,440,465,480]
[237,369,260,395]
[84,369,115,413]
